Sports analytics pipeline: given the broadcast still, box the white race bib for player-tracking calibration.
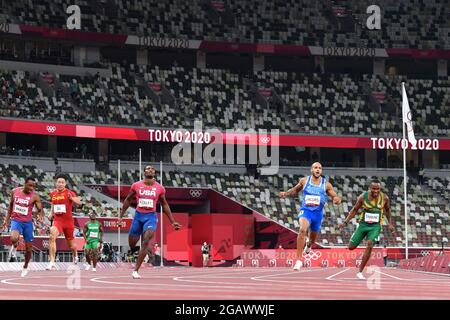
[54,204,66,214]
[304,195,320,206]
[365,212,380,223]
[89,231,98,238]
[138,198,154,208]
[14,204,28,216]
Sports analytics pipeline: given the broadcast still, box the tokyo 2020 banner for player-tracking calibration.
[1,119,449,150]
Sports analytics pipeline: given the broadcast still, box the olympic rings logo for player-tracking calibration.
[189,189,202,198]
[91,186,103,193]
[260,137,270,144]
[46,126,57,133]
[303,250,322,260]
[420,250,430,256]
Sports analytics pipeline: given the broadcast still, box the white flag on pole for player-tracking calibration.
[402,82,417,149]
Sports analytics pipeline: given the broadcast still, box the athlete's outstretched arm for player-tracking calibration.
[99,224,104,243]
[326,182,341,205]
[33,194,44,223]
[1,191,14,230]
[383,195,396,235]
[83,224,88,241]
[339,195,364,229]
[159,194,181,230]
[279,177,306,198]
[68,191,82,206]
[48,203,54,220]
[119,189,136,218]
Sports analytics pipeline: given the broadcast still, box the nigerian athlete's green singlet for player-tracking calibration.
[84,220,101,250]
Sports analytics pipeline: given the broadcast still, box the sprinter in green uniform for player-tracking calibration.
[83,212,103,272]
[339,179,395,280]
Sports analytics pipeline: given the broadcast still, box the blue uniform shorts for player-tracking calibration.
[298,209,323,233]
[11,220,34,243]
[129,211,158,237]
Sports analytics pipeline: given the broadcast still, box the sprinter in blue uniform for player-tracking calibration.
[279,162,341,270]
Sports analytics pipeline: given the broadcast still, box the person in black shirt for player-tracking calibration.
[201,242,210,267]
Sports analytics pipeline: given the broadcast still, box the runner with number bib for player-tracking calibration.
[339,179,395,280]
[279,162,341,271]
[119,165,181,279]
[83,211,103,272]
[47,174,82,270]
[0,177,44,277]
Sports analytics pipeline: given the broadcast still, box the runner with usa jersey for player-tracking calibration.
[279,162,341,271]
[1,177,44,277]
[47,174,82,270]
[120,165,181,279]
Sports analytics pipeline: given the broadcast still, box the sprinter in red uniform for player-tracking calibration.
[46,174,81,270]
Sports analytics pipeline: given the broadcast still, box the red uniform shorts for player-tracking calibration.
[53,219,75,241]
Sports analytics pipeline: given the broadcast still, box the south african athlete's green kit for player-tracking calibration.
[349,191,385,246]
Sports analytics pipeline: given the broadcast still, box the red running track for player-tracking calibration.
[0,267,448,300]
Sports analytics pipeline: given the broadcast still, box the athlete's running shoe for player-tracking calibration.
[8,246,17,262]
[304,239,311,254]
[21,268,29,277]
[46,262,56,271]
[293,260,303,271]
[356,272,366,280]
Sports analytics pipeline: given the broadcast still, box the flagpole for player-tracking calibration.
[139,148,142,180]
[402,82,409,260]
[118,159,121,260]
[160,160,164,267]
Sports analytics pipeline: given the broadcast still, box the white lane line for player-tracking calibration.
[326,267,350,280]
[394,268,450,278]
[374,269,404,280]
[251,268,328,280]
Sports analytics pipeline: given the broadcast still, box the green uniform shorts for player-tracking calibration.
[84,239,100,250]
[349,222,381,247]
